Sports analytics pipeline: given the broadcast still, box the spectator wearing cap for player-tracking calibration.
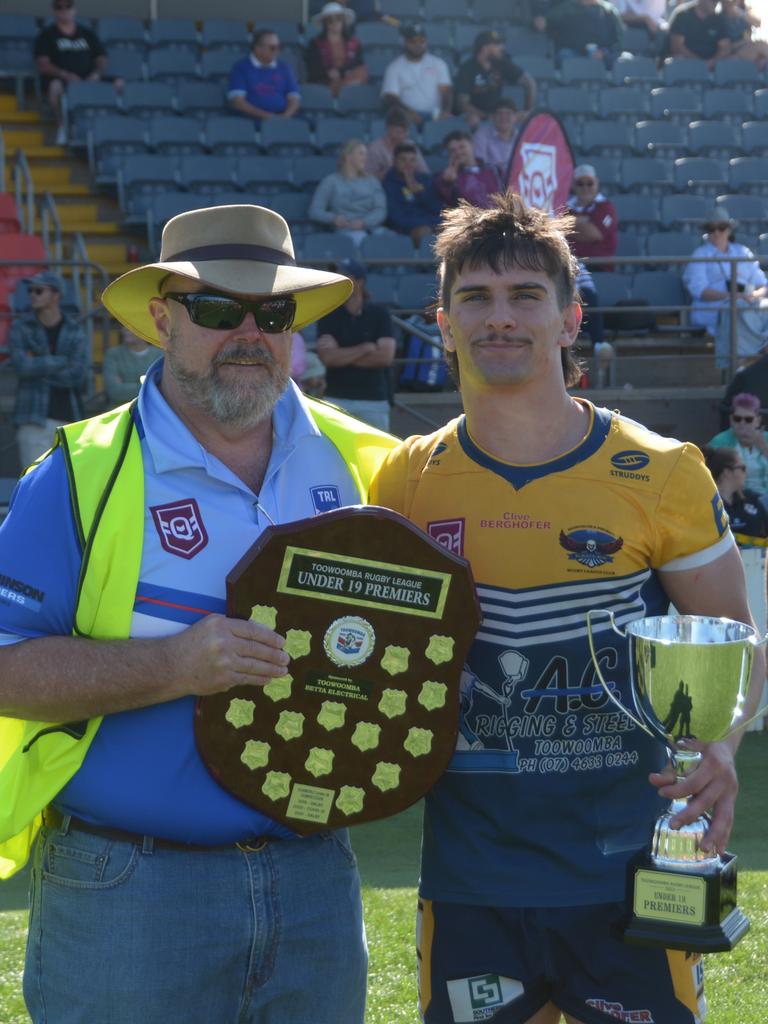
[305,2,369,97]
[366,108,430,180]
[309,139,387,247]
[227,28,301,121]
[542,0,625,68]
[9,272,87,471]
[316,259,396,431]
[381,24,453,125]
[567,164,618,271]
[709,393,768,497]
[472,98,524,177]
[435,131,500,210]
[103,325,158,406]
[382,143,444,246]
[683,206,768,339]
[455,31,536,129]
[34,0,123,146]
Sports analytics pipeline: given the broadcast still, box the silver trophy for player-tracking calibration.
[586,612,763,952]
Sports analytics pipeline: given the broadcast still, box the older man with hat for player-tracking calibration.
[684,205,768,363]
[0,205,397,1024]
[455,30,535,128]
[566,163,619,271]
[9,270,87,471]
[381,23,453,125]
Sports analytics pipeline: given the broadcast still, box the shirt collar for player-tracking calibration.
[250,54,278,69]
[568,192,606,211]
[136,358,321,478]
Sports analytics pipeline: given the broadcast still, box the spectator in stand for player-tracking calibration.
[720,0,768,68]
[309,139,387,247]
[9,272,87,471]
[103,326,158,406]
[703,444,768,730]
[381,24,453,126]
[683,206,768,345]
[227,29,301,121]
[305,2,369,98]
[709,393,768,497]
[366,108,430,180]
[667,0,732,67]
[576,259,605,352]
[455,31,536,129]
[540,0,625,68]
[473,98,524,178]
[723,353,768,425]
[435,132,500,210]
[383,143,443,247]
[566,163,618,271]
[316,259,396,431]
[309,0,378,22]
[34,0,122,146]
[612,0,667,36]
[298,350,328,398]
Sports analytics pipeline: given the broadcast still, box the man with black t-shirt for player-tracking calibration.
[455,31,535,128]
[668,0,730,66]
[316,259,396,432]
[9,272,87,472]
[34,0,118,144]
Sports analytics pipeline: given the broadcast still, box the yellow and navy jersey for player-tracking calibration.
[370,400,733,908]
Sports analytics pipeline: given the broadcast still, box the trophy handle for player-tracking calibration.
[586,609,653,736]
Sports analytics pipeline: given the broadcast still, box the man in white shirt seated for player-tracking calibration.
[381,23,453,126]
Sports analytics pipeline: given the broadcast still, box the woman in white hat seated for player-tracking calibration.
[305,1,369,97]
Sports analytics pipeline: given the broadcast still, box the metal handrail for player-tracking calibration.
[40,192,63,266]
[12,150,34,234]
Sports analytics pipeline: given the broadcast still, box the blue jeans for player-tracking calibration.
[25,820,367,1023]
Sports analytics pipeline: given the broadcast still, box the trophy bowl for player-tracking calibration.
[586,611,763,952]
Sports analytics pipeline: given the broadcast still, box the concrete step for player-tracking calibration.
[2,127,46,148]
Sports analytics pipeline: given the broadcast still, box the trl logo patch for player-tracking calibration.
[151,498,209,559]
[428,518,465,556]
[310,484,341,513]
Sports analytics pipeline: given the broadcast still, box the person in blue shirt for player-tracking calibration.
[0,204,395,1024]
[227,28,301,120]
[382,142,444,247]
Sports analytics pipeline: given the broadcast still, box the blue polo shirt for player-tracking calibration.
[0,361,360,843]
[227,55,300,115]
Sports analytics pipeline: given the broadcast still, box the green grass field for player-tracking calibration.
[1,734,766,1023]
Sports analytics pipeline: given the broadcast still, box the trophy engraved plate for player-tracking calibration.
[195,507,481,834]
[587,612,757,952]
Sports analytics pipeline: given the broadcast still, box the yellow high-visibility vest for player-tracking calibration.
[0,398,397,878]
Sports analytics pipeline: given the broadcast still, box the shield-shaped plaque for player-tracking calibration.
[194,506,480,834]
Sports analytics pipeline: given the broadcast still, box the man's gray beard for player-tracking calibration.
[166,335,290,429]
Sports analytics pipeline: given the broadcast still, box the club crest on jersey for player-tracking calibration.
[559,527,623,568]
[428,518,465,556]
[310,484,341,514]
[151,498,209,559]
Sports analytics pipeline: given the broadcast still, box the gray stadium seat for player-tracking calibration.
[204,118,260,155]
[200,50,239,81]
[260,118,314,155]
[396,273,438,312]
[122,81,175,117]
[633,121,687,158]
[713,59,761,90]
[178,155,237,193]
[293,155,337,189]
[580,121,633,158]
[299,84,337,116]
[673,156,729,195]
[145,191,206,251]
[661,59,711,87]
[688,121,740,159]
[620,157,674,195]
[646,231,698,263]
[365,274,399,306]
[613,55,659,86]
[356,22,400,46]
[146,49,199,83]
[118,155,180,221]
[422,117,469,153]
[560,57,610,88]
[505,29,551,58]
[757,234,768,258]
[715,193,768,228]
[301,233,359,263]
[741,121,768,156]
[614,232,646,271]
[630,271,686,321]
[88,116,148,184]
[147,115,204,155]
[422,0,470,21]
[336,86,382,117]
[236,156,295,193]
[175,81,226,116]
[267,192,312,226]
[755,89,768,119]
[597,86,650,121]
[64,82,120,143]
[200,19,249,49]
[106,47,146,82]
[585,156,621,192]
[360,231,415,269]
[702,88,752,122]
[0,14,40,49]
[546,87,592,122]
[612,195,661,235]
[648,86,701,122]
[588,272,629,307]
[147,18,199,53]
[659,193,710,227]
[315,117,370,153]
[256,21,302,47]
[98,16,146,49]
[728,157,768,196]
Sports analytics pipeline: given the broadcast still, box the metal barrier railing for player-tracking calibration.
[12,151,34,235]
[40,192,63,267]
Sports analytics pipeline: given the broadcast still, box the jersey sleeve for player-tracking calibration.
[0,449,81,643]
[653,442,734,571]
[369,441,414,516]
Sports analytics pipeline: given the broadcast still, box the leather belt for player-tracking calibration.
[43,807,273,853]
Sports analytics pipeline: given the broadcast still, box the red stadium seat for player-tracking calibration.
[0,233,48,285]
[0,194,21,235]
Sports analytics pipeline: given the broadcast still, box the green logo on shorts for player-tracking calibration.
[468,974,504,1009]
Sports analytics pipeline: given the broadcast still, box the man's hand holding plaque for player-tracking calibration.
[195,507,480,832]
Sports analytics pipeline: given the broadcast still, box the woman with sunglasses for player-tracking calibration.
[709,391,768,497]
[683,206,768,363]
[704,444,768,730]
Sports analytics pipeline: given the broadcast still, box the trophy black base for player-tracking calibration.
[613,851,750,953]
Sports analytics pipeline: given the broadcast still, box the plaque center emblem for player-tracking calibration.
[323,616,376,668]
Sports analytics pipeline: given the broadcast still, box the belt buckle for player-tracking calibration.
[236,837,268,853]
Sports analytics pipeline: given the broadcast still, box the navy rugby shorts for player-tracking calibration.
[417,899,705,1024]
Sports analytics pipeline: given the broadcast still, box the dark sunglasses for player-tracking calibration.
[731,414,756,423]
[731,463,747,470]
[28,286,49,295]
[53,1,74,9]
[709,223,730,232]
[574,179,596,186]
[165,292,296,333]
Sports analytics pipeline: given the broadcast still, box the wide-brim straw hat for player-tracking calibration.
[312,2,355,28]
[101,204,353,347]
